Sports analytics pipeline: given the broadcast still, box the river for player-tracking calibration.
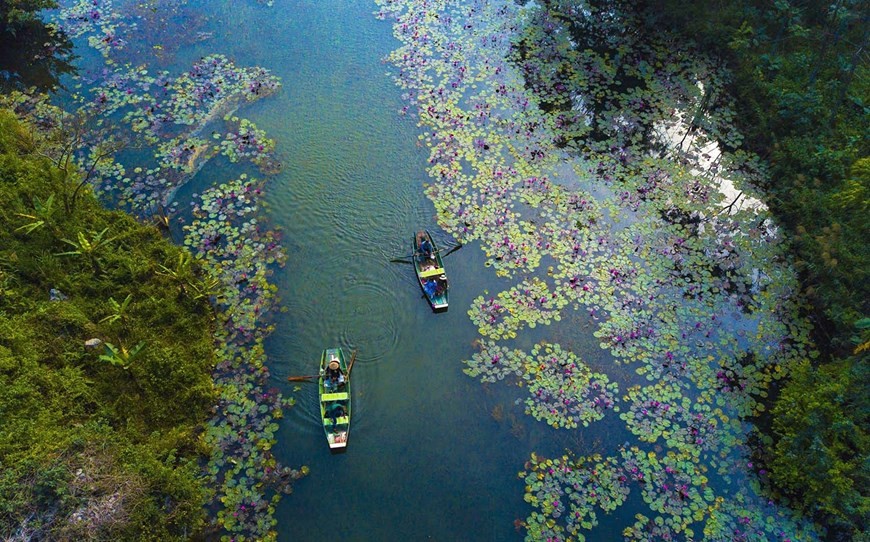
[46,0,823,540]
[252,2,584,538]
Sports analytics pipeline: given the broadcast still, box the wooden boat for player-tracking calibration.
[319,347,351,449]
[413,230,448,311]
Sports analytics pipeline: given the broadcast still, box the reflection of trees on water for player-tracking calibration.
[0,18,76,91]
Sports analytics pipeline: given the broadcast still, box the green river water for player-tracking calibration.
[163,1,629,539]
[249,2,614,539]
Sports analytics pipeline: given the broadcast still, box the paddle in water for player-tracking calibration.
[391,237,462,263]
[287,374,319,382]
[347,349,358,378]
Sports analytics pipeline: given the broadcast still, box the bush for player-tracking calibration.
[0,109,217,540]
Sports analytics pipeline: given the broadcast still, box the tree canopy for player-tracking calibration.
[643,1,869,539]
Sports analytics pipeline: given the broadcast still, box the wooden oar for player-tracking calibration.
[439,242,463,258]
[287,374,319,382]
[392,245,452,263]
[346,349,358,378]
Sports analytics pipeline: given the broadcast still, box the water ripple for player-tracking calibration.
[334,274,403,363]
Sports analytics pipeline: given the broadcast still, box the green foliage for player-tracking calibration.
[0,0,56,31]
[56,227,114,275]
[790,156,869,328]
[771,357,869,538]
[98,293,133,326]
[14,192,56,234]
[648,0,869,347]
[98,340,145,369]
[0,109,217,540]
[642,4,869,538]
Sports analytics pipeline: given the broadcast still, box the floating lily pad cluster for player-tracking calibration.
[182,175,296,541]
[203,340,305,539]
[620,446,714,535]
[700,484,822,542]
[465,342,617,429]
[52,47,281,212]
[153,115,278,176]
[183,174,285,343]
[521,452,631,541]
[463,342,526,383]
[376,0,821,540]
[505,1,745,160]
[523,343,618,429]
[622,513,682,542]
[522,448,818,542]
[217,115,280,173]
[57,0,131,57]
[619,383,737,464]
[165,55,280,129]
[468,278,567,340]
[156,135,211,173]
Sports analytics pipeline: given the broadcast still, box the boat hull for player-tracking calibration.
[319,347,351,449]
[413,230,449,311]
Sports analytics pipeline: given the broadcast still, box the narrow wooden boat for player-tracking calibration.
[413,230,448,311]
[319,347,351,449]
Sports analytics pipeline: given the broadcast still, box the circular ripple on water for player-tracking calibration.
[333,273,405,365]
[279,292,341,355]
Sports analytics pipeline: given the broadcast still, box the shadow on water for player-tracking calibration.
[0,19,77,92]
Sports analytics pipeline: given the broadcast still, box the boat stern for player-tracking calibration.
[328,431,348,448]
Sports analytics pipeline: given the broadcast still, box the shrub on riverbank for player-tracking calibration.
[769,356,869,539]
[0,109,216,540]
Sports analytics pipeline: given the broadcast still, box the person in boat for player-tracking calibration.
[326,357,344,388]
[328,403,346,426]
[423,278,437,298]
[435,274,447,295]
[419,237,434,259]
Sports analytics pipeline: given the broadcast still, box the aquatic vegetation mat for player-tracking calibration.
[376,0,821,539]
[184,174,302,540]
[465,342,617,429]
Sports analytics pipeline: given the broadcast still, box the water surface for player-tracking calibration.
[245,1,572,539]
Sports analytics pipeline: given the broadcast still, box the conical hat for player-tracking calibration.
[328,360,340,370]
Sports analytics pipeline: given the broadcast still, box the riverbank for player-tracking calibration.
[0,109,215,539]
[2,0,306,538]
